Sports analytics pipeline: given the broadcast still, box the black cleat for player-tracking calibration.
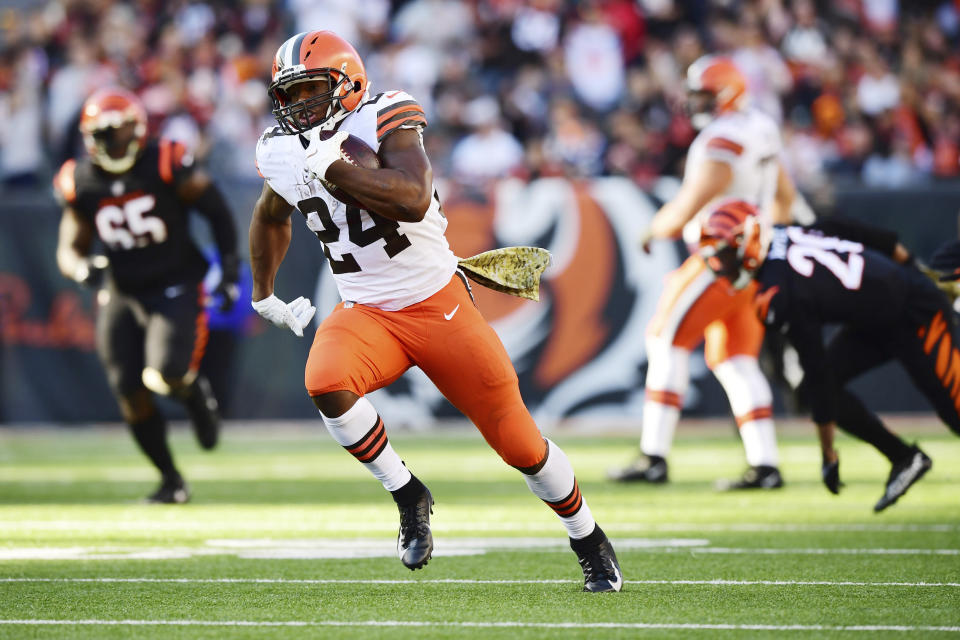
[607,454,668,483]
[397,488,433,570]
[571,528,623,592]
[144,476,190,504]
[874,446,932,513]
[185,376,220,450]
[716,465,784,491]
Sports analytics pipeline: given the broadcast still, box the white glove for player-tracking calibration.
[304,129,348,180]
[251,294,317,337]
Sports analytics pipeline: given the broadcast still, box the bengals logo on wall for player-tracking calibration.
[313,177,679,422]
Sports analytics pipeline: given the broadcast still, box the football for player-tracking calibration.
[318,131,380,208]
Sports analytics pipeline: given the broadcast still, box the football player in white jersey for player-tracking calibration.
[610,55,797,489]
[249,31,621,591]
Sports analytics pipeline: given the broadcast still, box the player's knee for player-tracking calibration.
[117,388,155,423]
[480,403,546,469]
[142,366,192,396]
[311,390,360,418]
[304,347,357,397]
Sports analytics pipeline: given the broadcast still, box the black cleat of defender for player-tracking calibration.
[397,488,434,570]
[874,446,932,513]
[607,454,668,483]
[144,476,190,504]
[186,376,220,450]
[571,527,623,592]
[716,465,784,491]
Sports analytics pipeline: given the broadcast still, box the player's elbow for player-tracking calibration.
[394,187,430,222]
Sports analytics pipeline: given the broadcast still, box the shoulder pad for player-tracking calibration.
[255,126,301,185]
[375,90,427,143]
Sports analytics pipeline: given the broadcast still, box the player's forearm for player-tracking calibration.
[648,201,692,240]
[771,164,796,225]
[56,246,86,282]
[193,183,239,261]
[249,215,291,301]
[816,422,837,463]
[325,162,430,223]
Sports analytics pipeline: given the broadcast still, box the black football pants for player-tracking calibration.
[825,269,960,461]
[96,281,208,397]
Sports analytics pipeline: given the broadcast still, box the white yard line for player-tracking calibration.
[2,578,958,587]
[1,521,955,533]
[0,541,957,560]
[0,620,957,632]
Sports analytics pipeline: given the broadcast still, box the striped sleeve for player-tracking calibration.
[704,136,745,162]
[376,93,427,143]
[157,139,195,185]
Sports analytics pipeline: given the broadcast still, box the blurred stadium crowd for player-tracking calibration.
[1,0,959,192]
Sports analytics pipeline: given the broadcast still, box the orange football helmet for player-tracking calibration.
[79,88,148,174]
[685,55,747,129]
[269,30,368,134]
[698,199,766,289]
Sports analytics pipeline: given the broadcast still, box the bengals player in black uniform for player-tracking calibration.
[697,200,957,512]
[54,88,240,503]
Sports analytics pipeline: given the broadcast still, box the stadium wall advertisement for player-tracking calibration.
[2,179,959,425]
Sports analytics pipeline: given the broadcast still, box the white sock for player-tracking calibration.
[522,439,596,539]
[713,356,779,467]
[641,339,689,458]
[640,401,680,458]
[319,397,412,491]
[740,418,779,467]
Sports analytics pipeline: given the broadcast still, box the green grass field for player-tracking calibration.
[0,419,958,639]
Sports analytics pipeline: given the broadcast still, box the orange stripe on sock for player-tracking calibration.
[736,406,773,428]
[346,419,386,456]
[547,483,583,517]
[647,389,683,409]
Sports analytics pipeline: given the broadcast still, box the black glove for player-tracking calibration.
[73,255,109,288]
[821,455,842,495]
[210,254,241,312]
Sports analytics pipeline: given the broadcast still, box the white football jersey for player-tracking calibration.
[681,107,783,244]
[256,90,458,311]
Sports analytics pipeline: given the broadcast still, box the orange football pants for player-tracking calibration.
[647,254,764,368]
[305,274,547,468]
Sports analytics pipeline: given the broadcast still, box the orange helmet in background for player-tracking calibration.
[685,55,748,129]
[79,88,148,174]
[698,199,766,289]
[269,30,369,134]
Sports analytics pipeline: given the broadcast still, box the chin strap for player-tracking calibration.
[456,247,551,302]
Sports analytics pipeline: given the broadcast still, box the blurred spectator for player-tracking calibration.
[563,3,625,113]
[0,45,45,186]
[857,49,901,117]
[450,96,524,184]
[0,0,957,191]
[544,98,605,176]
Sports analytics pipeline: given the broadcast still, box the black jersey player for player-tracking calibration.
[697,200,955,512]
[54,88,240,503]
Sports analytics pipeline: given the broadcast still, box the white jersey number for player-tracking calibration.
[94,195,167,250]
[297,197,411,274]
[786,228,865,290]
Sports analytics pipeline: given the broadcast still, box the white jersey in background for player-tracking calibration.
[255,90,458,311]
[681,107,783,245]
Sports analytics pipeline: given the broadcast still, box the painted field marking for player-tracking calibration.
[0,537,957,561]
[0,620,958,632]
[2,521,956,534]
[2,578,959,587]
